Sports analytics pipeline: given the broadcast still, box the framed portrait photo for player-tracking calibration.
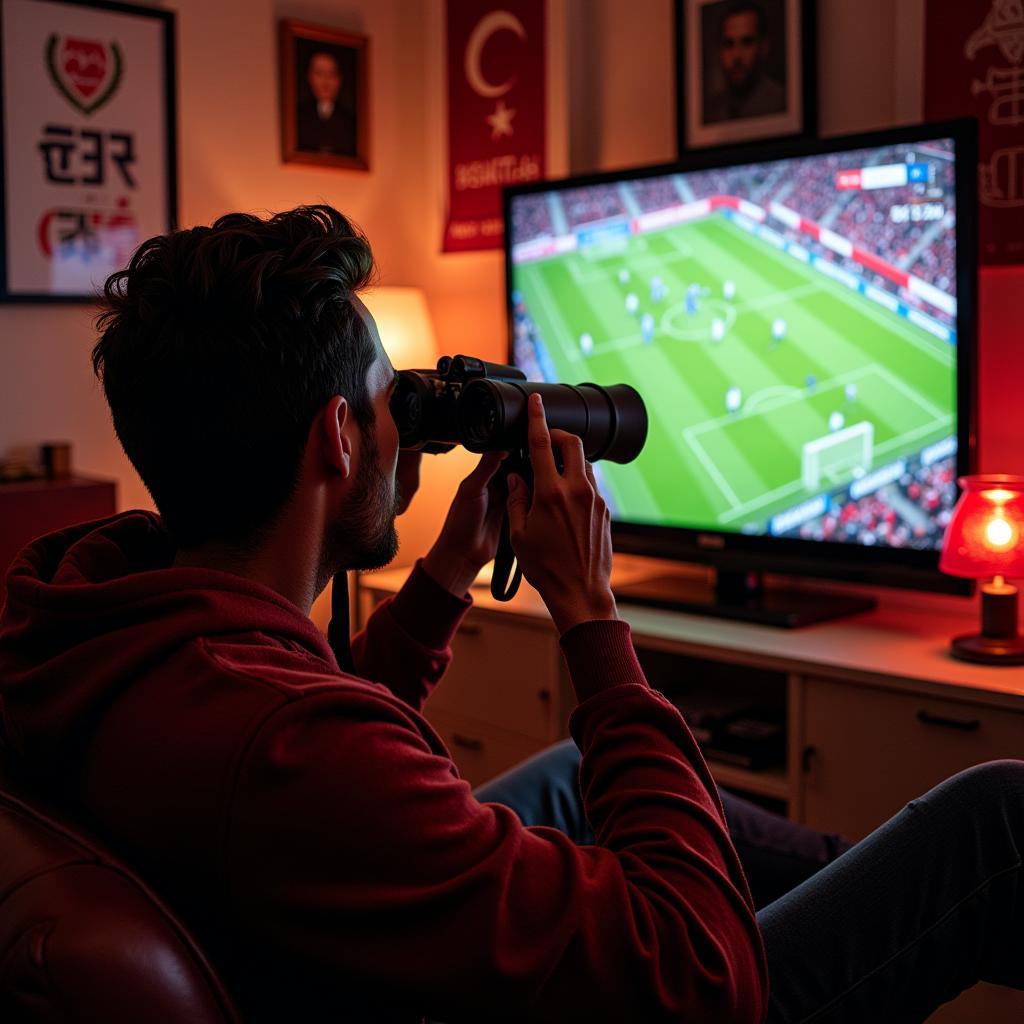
[0,0,176,302]
[675,0,816,153]
[279,20,369,171]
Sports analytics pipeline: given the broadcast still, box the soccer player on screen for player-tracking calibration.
[640,313,655,344]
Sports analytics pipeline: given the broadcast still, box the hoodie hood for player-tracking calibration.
[0,510,335,786]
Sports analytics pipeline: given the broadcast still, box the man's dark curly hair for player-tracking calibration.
[92,205,378,548]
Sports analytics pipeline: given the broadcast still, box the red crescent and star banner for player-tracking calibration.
[925,0,1024,264]
[444,0,546,253]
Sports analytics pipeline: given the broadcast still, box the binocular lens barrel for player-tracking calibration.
[458,380,648,464]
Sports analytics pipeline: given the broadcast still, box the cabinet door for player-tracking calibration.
[801,677,1024,841]
[426,614,561,743]
[426,708,547,788]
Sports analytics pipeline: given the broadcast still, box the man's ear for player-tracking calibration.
[319,395,356,482]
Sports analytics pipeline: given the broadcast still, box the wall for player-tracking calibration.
[2,0,1021,567]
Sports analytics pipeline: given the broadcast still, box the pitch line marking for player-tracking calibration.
[529,268,583,365]
[715,414,954,525]
[872,364,947,420]
[688,365,878,438]
[682,428,743,507]
[744,385,804,414]
[567,249,697,285]
[714,214,956,369]
[584,280,823,353]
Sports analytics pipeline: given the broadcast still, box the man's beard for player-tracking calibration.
[322,421,400,577]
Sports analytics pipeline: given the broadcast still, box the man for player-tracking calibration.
[705,1,786,123]
[297,50,356,155]
[1,206,1023,1023]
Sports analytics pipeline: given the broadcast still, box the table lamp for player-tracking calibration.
[360,287,438,369]
[939,475,1024,664]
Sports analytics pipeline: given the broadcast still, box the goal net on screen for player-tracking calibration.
[802,421,874,491]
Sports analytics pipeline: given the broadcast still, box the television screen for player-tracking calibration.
[506,129,967,559]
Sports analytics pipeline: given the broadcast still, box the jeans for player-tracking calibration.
[476,740,1024,1022]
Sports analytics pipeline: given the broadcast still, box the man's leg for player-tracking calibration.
[474,739,593,843]
[760,760,1024,1023]
[474,738,850,906]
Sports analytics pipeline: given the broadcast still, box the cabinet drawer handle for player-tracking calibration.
[916,710,980,732]
[452,732,484,751]
[460,624,482,637]
[801,745,817,774]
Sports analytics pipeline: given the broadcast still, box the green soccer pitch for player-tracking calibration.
[513,213,957,533]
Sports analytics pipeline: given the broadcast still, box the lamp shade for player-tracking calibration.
[361,287,438,370]
[940,475,1024,579]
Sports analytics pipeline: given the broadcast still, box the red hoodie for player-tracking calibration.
[0,511,767,1023]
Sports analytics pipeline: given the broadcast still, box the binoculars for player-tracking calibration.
[390,355,648,466]
[389,354,648,601]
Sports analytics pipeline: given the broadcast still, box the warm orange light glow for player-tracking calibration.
[985,516,1015,549]
[940,475,1024,580]
[361,288,439,369]
[982,488,1016,504]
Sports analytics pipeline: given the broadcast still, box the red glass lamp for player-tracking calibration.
[940,475,1024,664]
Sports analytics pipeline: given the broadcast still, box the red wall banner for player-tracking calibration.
[925,0,1024,265]
[444,0,546,253]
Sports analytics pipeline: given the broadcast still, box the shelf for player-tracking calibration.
[707,762,789,801]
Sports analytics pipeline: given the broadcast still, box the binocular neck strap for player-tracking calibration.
[328,570,356,673]
[491,513,523,602]
[490,450,528,602]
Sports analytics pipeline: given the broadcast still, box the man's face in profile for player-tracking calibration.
[308,52,341,104]
[325,300,402,575]
[719,11,767,91]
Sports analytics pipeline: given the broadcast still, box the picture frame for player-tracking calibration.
[279,20,369,171]
[0,0,177,303]
[674,0,816,153]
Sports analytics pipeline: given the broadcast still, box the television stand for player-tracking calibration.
[612,569,876,627]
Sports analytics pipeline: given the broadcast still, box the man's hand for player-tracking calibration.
[422,451,507,597]
[506,394,618,635]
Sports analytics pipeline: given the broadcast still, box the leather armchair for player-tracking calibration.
[0,774,240,1022]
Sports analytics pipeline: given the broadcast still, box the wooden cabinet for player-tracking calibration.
[358,580,574,787]
[418,609,572,786]
[801,677,1024,841]
[424,707,550,788]
[0,476,116,601]
[424,614,565,745]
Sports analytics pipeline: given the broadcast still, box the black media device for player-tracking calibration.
[504,119,977,626]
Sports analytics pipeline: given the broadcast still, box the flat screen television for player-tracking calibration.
[504,119,977,626]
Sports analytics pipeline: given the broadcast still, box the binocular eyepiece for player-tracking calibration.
[390,355,648,465]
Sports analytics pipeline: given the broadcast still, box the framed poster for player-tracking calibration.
[675,0,816,153]
[279,20,369,171]
[0,0,176,303]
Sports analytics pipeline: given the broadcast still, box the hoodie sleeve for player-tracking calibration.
[226,623,768,1024]
[349,560,472,710]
